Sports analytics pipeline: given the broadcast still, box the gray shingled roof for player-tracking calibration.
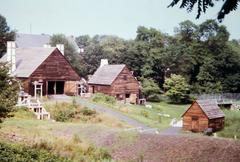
[88,64,126,85]
[16,34,80,52]
[16,33,51,48]
[0,47,56,77]
[196,100,225,119]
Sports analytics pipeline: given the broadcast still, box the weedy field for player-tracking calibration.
[1,98,240,162]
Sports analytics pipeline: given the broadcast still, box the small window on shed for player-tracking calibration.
[125,93,130,98]
[123,75,127,80]
[192,116,199,120]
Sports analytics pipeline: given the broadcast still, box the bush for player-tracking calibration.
[163,74,191,104]
[0,142,69,162]
[141,78,162,101]
[52,104,75,122]
[147,94,161,102]
[92,93,116,105]
[47,102,99,122]
[81,108,96,116]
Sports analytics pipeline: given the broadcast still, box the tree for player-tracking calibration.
[0,63,19,122]
[163,74,191,103]
[76,35,128,77]
[0,14,15,58]
[141,78,162,102]
[168,0,239,22]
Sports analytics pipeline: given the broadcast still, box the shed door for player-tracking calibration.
[191,116,199,132]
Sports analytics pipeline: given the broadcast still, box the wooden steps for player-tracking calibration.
[16,94,50,120]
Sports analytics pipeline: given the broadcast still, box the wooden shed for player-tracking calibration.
[88,60,140,104]
[182,100,225,132]
[0,42,81,96]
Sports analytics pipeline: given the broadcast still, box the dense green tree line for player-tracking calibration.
[75,19,240,94]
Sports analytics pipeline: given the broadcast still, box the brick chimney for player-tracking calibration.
[56,44,64,55]
[7,41,16,73]
[100,59,108,67]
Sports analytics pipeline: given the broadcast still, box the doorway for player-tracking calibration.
[47,81,65,95]
[191,116,199,132]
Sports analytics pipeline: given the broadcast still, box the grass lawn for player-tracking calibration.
[217,109,240,139]
[115,102,188,130]
[89,94,189,130]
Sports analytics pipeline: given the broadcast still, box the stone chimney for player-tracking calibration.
[56,44,64,55]
[100,59,108,67]
[7,41,16,73]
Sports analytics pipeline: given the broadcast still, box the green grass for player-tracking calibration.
[218,109,240,139]
[116,102,188,130]
[90,93,188,130]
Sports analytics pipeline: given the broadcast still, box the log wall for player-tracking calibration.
[183,102,209,132]
[17,49,81,96]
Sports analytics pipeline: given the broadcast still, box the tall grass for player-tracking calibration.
[0,141,69,162]
[218,110,240,139]
[92,93,116,105]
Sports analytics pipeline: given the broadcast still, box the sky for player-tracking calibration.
[0,0,239,40]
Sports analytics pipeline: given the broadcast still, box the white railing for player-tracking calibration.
[16,95,50,120]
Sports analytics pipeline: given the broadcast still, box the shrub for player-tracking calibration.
[0,142,69,162]
[163,74,191,104]
[92,93,116,105]
[147,94,161,102]
[141,78,162,101]
[53,107,75,122]
[47,102,99,123]
[81,108,96,116]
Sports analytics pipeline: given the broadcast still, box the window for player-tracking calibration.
[125,94,130,98]
[123,75,127,80]
[192,116,199,120]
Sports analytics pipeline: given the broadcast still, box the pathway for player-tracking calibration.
[76,98,181,135]
[76,98,151,130]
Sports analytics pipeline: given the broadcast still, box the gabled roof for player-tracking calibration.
[182,100,225,119]
[16,33,51,48]
[88,64,126,85]
[0,47,56,77]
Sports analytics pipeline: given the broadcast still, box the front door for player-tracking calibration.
[47,81,65,95]
[191,116,199,132]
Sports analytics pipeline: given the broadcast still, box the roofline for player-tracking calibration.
[29,48,81,80]
[88,83,111,86]
[182,100,209,119]
[88,64,126,85]
[110,64,126,85]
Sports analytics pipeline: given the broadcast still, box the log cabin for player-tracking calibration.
[88,59,140,104]
[182,100,225,132]
[0,41,81,97]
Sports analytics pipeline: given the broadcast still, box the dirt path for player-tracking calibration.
[76,98,152,130]
[76,98,181,135]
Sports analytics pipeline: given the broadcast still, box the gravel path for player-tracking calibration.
[76,98,152,130]
[76,98,182,135]
[50,96,181,135]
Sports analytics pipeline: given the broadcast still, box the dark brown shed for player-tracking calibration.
[182,100,225,132]
[0,43,81,96]
[88,61,140,104]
